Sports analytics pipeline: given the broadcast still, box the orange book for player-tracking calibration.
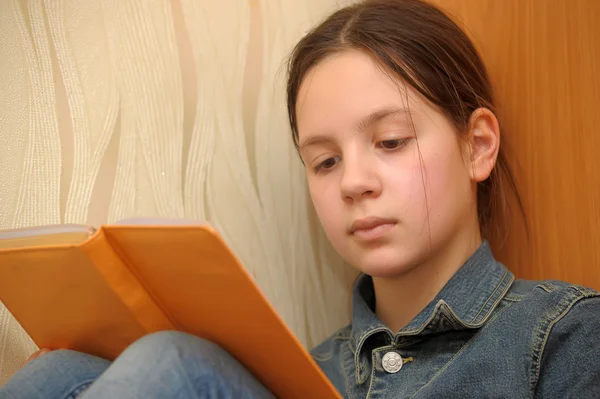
[0,220,341,399]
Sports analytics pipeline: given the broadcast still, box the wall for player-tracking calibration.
[428,0,600,288]
[0,0,356,384]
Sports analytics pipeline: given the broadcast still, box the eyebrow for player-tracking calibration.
[299,106,407,151]
[356,106,406,132]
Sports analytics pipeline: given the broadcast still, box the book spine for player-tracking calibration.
[83,229,176,333]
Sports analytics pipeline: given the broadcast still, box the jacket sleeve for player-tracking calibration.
[534,295,600,398]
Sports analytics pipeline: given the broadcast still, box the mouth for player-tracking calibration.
[349,216,397,240]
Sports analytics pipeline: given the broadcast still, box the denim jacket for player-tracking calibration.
[311,242,600,398]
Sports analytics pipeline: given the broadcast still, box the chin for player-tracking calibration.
[349,245,420,279]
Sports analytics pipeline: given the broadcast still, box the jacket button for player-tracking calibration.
[382,351,403,373]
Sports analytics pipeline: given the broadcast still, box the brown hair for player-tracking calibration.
[286,0,524,240]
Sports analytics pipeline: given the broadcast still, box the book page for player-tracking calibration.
[0,219,212,250]
[0,225,95,249]
[113,217,210,226]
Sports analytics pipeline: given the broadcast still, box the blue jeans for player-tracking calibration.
[0,331,275,399]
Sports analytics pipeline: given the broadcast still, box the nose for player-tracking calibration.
[340,154,382,201]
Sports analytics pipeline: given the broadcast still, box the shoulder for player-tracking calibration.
[504,278,600,348]
[506,278,599,309]
[511,278,600,346]
[506,278,600,396]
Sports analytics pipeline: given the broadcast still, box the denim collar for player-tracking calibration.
[349,241,514,383]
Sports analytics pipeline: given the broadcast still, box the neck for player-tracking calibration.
[373,229,482,333]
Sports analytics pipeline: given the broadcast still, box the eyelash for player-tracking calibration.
[314,156,340,173]
[313,138,410,173]
[377,138,410,150]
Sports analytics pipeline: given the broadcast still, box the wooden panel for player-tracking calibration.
[429,0,600,288]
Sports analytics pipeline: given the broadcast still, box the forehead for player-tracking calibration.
[295,50,422,138]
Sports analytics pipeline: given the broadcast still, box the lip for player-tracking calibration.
[349,216,397,240]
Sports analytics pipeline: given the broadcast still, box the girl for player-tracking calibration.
[2,0,599,397]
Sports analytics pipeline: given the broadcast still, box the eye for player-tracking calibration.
[314,156,340,173]
[378,138,409,150]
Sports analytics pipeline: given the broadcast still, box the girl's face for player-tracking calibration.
[296,50,484,278]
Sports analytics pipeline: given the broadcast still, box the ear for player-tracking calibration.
[466,108,500,182]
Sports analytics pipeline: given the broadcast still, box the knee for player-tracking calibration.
[26,349,109,373]
[2,349,109,398]
[132,330,200,348]
[130,330,218,353]
[125,331,226,366]
[31,348,82,365]
[113,331,243,388]
[80,332,271,398]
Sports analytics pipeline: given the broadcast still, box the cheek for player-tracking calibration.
[387,141,470,226]
[382,148,432,217]
[308,179,342,233]
[420,144,473,223]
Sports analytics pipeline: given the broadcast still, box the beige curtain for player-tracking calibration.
[0,0,357,384]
